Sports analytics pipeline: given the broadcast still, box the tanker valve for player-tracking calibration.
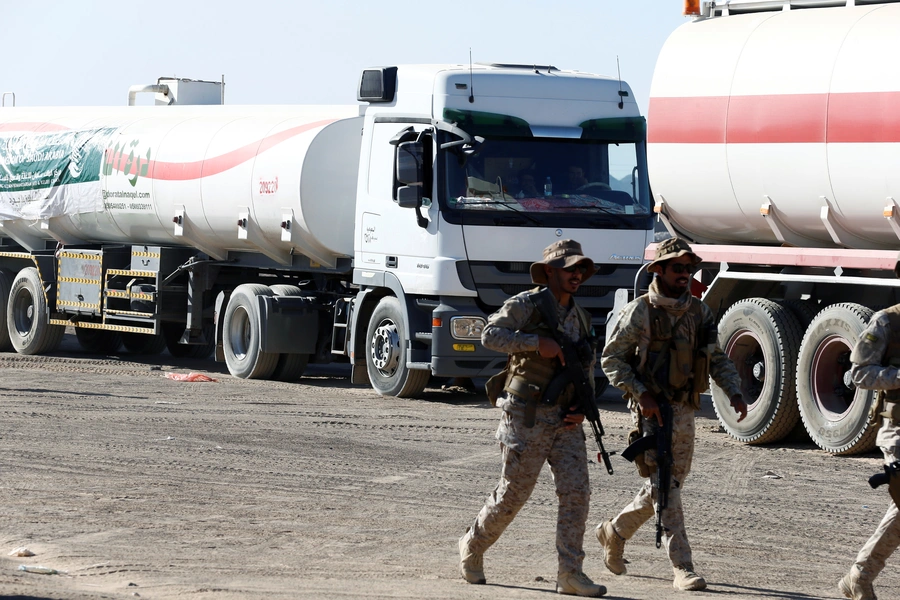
[238,218,247,228]
[172,216,182,225]
[280,220,291,230]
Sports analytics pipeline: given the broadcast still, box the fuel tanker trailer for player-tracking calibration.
[646,0,900,453]
[0,64,655,396]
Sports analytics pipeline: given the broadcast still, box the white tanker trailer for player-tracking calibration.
[0,64,655,396]
[648,0,900,453]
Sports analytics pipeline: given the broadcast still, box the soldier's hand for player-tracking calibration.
[730,394,748,422]
[538,337,564,364]
[562,407,585,430]
[638,392,662,426]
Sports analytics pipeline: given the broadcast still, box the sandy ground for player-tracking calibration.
[1,331,898,600]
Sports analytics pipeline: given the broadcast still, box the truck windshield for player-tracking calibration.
[439,133,651,229]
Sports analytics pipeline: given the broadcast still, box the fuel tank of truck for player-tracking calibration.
[0,105,362,266]
[648,2,900,249]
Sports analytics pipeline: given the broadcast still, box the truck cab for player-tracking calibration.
[350,63,653,395]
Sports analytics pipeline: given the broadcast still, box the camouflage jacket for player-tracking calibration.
[481,289,592,360]
[849,309,900,450]
[601,291,742,408]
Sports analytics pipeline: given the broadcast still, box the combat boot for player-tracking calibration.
[594,519,627,575]
[556,571,607,597]
[838,567,876,600]
[673,566,707,591]
[458,527,485,584]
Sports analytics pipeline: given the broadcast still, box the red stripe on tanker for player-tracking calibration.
[649,92,900,144]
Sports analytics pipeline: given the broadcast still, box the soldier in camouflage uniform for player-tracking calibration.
[839,260,900,600]
[594,237,746,592]
[459,239,607,597]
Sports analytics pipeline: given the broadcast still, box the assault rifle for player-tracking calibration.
[621,398,673,548]
[531,288,614,475]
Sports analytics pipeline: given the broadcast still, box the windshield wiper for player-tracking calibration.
[455,198,542,225]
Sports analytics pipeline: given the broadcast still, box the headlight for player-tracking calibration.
[450,316,486,340]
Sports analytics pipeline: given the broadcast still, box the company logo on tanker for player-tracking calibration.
[103,139,151,187]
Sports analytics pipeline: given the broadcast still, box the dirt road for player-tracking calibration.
[1,332,897,599]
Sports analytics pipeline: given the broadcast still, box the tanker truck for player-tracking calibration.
[646,0,900,454]
[0,63,654,397]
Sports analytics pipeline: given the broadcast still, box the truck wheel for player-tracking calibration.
[121,332,167,354]
[7,267,65,355]
[796,303,877,455]
[75,327,122,354]
[272,353,310,381]
[223,284,278,379]
[712,298,803,444]
[0,268,15,352]
[366,296,429,397]
[162,322,215,359]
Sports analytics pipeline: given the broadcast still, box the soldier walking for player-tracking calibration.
[838,259,900,600]
[594,237,747,591]
[458,239,606,597]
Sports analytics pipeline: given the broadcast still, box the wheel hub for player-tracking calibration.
[371,321,400,376]
[752,361,765,381]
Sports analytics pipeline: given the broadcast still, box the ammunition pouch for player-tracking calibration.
[505,374,548,428]
[485,362,510,407]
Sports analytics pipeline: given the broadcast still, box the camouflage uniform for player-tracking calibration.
[466,290,593,576]
[843,308,900,592]
[600,283,742,569]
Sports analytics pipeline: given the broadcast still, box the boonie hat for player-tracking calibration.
[647,237,702,272]
[530,239,596,284]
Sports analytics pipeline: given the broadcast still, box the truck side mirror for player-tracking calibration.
[395,141,423,188]
[394,140,423,209]
[396,185,421,209]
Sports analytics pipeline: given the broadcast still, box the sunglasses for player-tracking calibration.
[562,264,590,275]
[666,263,696,274]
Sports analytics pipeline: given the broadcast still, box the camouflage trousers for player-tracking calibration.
[610,400,696,569]
[466,394,591,575]
[852,441,900,582]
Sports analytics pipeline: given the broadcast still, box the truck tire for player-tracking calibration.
[223,284,278,379]
[162,321,215,359]
[75,327,122,354]
[272,353,310,381]
[712,298,803,444]
[267,284,310,380]
[796,303,877,455]
[776,299,820,443]
[121,332,167,354]
[7,267,65,355]
[0,268,15,352]
[366,296,429,397]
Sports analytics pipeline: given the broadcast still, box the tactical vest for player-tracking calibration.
[641,295,703,407]
[502,290,592,405]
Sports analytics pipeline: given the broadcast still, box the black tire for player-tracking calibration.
[779,299,819,328]
[776,299,820,443]
[223,284,278,379]
[796,303,877,455]
[121,332,167,354]
[272,353,310,381]
[712,298,803,444]
[7,267,65,355]
[594,376,610,401]
[365,296,429,397]
[269,284,302,296]
[162,321,215,359]
[0,268,15,352]
[75,327,122,354]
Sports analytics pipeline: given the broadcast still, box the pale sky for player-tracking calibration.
[2,1,688,115]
